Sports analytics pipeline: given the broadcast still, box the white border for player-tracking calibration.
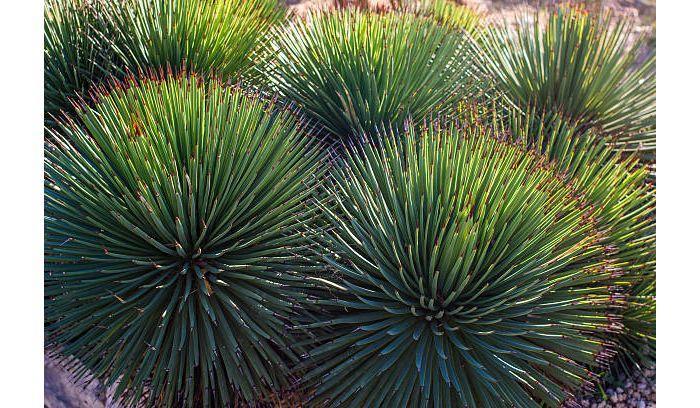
[657,0,700,405]
[0,0,694,405]
[0,0,44,405]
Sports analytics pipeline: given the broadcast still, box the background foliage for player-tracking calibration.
[481,4,656,152]
[108,0,285,82]
[265,9,481,142]
[44,0,284,129]
[44,0,119,126]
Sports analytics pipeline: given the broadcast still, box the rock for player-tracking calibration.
[44,350,129,408]
[44,352,106,408]
[573,361,655,408]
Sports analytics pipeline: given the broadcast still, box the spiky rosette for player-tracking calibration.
[265,9,480,142]
[504,110,656,372]
[480,4,656,152]
[302,122,622,407]
[44,0,120,126]
[44,76,325,406]
[109,0,285,82]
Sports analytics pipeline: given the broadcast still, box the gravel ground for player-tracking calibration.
[45,351,122,408]
[577,365,656,408]
[45,351,657,407]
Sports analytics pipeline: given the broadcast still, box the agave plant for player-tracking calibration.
[266,9,480,142]
[504,110,656,372]
[44,76,325,406]
[303,122,623,407]
[109,0,285,83]
[44,0,119,126]
[480,4,656,152]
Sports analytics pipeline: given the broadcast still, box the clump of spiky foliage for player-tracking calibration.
[503,110,656,372]
[266,9,480,142]
[44,0,284,129]
[44,0,119,126]
[480,4,656,152]
[301,122,623,407]
[619,278,655,372]
[422,0,482,34]
[44,76,325,406]
[382,0,482,34]
[109,0,285,82]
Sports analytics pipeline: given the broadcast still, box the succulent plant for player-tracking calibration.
[303,121,623,407]
[266,10,480,142]
[44,0,120,126]
[504,110,656,372]
[44,76,325,406]
[480,4,656,152]
[109,0,285,83]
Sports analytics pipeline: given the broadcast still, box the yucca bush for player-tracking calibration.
[503,111,656,372]
[109,0,285,82]
[422,0,482,35]
[44,76,325,406]
[266,9,479,142]
[481,4,656,152]
[302,122,623,407]
[619,277,655,372]
[382,0,482,34]
[45,0,284,128]
[44,0,119,126]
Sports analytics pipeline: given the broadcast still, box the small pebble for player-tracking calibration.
[571,364,655,408]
